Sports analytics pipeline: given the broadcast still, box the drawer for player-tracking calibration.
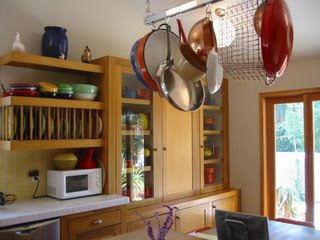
[69,210,121,235]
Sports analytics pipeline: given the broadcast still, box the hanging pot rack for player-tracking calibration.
[144,0,222,25]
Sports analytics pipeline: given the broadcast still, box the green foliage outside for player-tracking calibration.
[275,102,320,153]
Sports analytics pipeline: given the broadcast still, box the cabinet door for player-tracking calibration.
[212,196,239,227]
[162,101,196,201]
[175,203,210,233]
[127,213,172,232]
[114,64,162,205]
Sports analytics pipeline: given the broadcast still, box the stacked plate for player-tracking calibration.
[71,84,98,101]
[4,83,39,97]
[38,82,58,98]
[57,83,73,99]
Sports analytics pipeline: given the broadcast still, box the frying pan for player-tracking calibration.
[130,39,151,90]
[206,48,223,94]
[156,24,205,112]
[261,0,293,85]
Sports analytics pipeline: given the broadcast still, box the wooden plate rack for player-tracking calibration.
[0,96,104,150]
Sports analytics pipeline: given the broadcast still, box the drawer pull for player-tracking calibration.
[91,219,103,225]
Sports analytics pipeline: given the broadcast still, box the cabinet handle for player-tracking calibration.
[91,219,103,225]
[200,145,204,149]
[163,147,167,151]
[153,148,158,152]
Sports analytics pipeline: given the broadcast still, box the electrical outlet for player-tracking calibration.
[28,170,39,182]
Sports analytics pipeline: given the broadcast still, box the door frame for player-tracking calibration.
[260,87,320,221]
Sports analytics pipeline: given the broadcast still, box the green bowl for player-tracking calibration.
[71,84,98,94]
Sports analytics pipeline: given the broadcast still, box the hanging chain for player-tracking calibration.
[145,0,156,29]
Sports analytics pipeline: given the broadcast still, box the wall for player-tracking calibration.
[0,0,148,199]
[228,58,320,214]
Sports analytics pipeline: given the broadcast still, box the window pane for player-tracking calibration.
[274,103,306,221]
[313,101,320,228]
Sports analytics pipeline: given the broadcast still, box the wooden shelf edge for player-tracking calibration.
[203,130,222,135]
[202,105,222,110]
[0,52,104,74]
[126,166,152,173]
[202,184,225,193]
[204,158,222,164]
[121,130,151,136]
[0,96,104,109]
[122,98,151,106]
[0,139,104,150]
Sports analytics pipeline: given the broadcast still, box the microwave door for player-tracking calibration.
[64,174,91,198]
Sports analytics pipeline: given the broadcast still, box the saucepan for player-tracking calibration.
[156,23,205,112]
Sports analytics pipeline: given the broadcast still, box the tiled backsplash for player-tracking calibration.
[0,149,65,200]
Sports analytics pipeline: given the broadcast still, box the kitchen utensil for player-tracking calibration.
[57,83,73,94]
[73,93,96,100]
[140,25,181,92]
[71,84,98,94]
[138,113,148,130]
[130,39,151,90]
[9,83,37,91]
[188,14,218,61]
[38,82,58,93]
[78,149,97,169]
[54,152,78,170]
[57,92,73,99]
[253,2,266,36]
[136,88,152,100]
[122,87,136,99]
[261,0,293,85]
[206,49,223,94]
[177,19,207,73]
[136,32,159,92]
[156,24,205,112]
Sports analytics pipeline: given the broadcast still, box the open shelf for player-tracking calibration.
[0,96,104,109]
[126,166,152,173]
[204,158,223,164]
[122,98,151,106]
[0,139,103,150]
[121,130,151,136]
[203,130,223,135]
[203,105,222,111]
[0,52,104,74]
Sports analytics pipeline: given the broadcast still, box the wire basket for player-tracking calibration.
[217,0,267,83]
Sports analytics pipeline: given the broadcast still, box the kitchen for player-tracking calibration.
[1,0,320,239]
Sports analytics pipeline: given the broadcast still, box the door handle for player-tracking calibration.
[14,227,39,236]
[163,147,167,151]
[153,148,158,152]
[91,219,103,225]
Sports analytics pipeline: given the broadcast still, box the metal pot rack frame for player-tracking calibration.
[144,0,270,84]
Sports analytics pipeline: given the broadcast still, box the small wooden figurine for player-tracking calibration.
[81,46,92,63]
[12,32,25,52]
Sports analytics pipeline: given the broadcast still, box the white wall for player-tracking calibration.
[229,58,320,214]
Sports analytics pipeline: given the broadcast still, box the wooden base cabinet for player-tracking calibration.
[61,207,125,240]
[126,189,240,234]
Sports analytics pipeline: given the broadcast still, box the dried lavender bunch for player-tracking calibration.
[136,205,178,240]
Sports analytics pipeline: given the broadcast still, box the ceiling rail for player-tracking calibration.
[144,0,222,25]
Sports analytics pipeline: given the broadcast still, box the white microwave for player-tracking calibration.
[47,168,102,200]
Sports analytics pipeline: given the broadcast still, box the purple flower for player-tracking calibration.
[136,205,178,240]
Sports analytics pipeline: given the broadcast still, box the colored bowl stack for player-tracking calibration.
[57,83,73,99]
[4,83,39,97]
[71,84,98,100]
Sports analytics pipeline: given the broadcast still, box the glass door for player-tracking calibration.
[117,65,161,204]
[200,80,229,193]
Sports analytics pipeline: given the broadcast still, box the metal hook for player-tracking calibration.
[165,16,171,24]
[205,3,212,14]
[176,13,182,20]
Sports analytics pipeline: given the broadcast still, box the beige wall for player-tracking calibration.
[229,58,320,214]
[0,0,148,199]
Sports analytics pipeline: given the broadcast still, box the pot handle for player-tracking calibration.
[165,24,171,61]
[177,19,188,44]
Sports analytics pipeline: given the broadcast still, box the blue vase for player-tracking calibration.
[42,26,68,59]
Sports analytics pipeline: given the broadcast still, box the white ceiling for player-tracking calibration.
[124,0,320,62]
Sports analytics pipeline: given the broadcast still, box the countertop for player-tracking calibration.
[0,194,129,228]
[107,229,200,240]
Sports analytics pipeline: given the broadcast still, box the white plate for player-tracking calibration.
[73,93,97,101]
[206,49,223,94]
